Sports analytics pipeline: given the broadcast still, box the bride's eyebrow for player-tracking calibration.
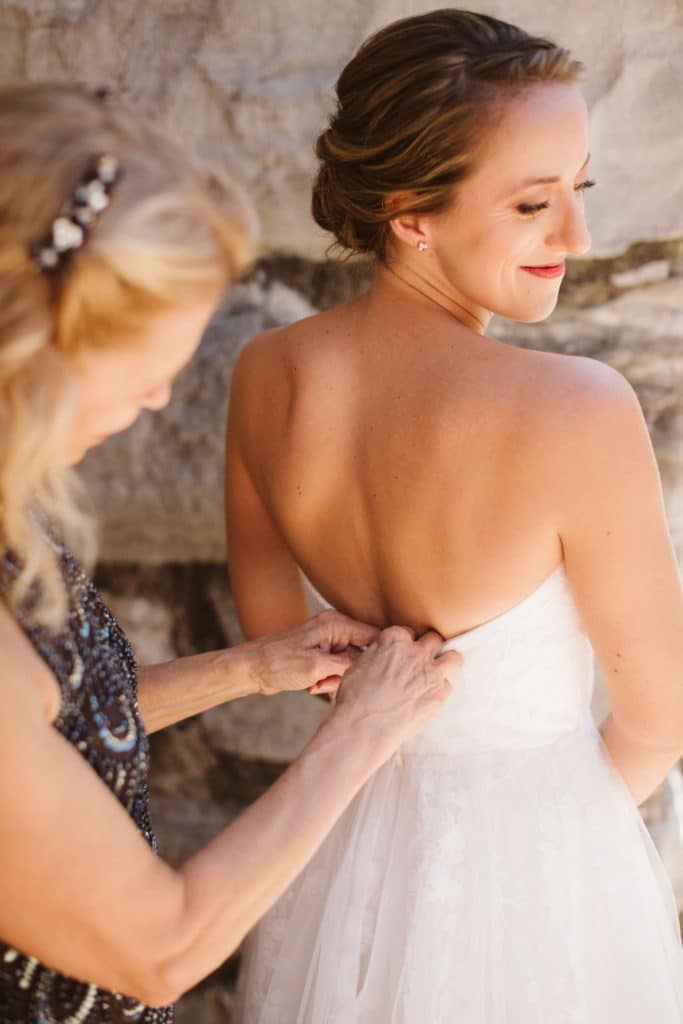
[503,153,591,196]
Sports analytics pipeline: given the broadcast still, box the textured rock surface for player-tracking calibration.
[81,277,316,564]
[0,0,681,257]
[83,271,683,564]
[203,690,330,763]
[100,592,176,665]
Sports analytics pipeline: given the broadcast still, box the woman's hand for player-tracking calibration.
[329,626,462,760]
[0,607,460,1006]
[243,609,381,697]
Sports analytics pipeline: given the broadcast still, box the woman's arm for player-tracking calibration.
[225,337,311,639]
[137,650,255,733]
[0,605,457,1007]
[137,610,380,731]
[551,358,683,805]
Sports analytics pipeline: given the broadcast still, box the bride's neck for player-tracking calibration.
[377,261,490,335]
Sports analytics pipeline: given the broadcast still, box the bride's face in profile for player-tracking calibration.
[417,83,592,325]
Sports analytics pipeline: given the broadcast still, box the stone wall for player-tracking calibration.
[1,0,682,257]
[1,2,682,1020]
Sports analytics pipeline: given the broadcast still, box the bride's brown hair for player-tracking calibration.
[312,9,582,259]
[0,83,254,629]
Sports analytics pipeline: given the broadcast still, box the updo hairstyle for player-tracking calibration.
[312,9,582,259]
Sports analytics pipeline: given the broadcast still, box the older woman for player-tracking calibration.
[227,9,683,1022]
[0,83,460,1023]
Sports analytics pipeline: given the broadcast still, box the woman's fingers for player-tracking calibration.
[254,611,465,699]
[317,644,362,672]
[329,624,462,759]
[308,609,380,652]
[376,624,416,645]
[308,675,341,696]
[415,629,446,654]
[434,648,464,672]
[312,626,463,686]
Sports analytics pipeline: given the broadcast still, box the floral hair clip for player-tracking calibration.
[30,153,121,275]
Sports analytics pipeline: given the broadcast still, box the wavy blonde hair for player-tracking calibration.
[313,9,583,259]
[0,83,254,630]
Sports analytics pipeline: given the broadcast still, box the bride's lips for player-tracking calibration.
[520,261,566,279]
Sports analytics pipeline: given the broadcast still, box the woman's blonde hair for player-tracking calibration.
[313,9,583,259]
[0,83,255,630]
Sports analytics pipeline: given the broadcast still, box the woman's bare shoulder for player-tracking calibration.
[0,598,61,722]
[228,304,358,457]
[236,303,353,365]
[231,302,359,410]
[510,349,648,505]
[492,347,641,485]
[507,346,634,416]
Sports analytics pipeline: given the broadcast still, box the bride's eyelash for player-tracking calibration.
[516,179,597,217]
[517,200,549,215]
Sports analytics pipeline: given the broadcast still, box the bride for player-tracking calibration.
[226,10,683,1021]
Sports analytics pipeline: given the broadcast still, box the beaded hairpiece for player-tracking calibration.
[30,153,121,275]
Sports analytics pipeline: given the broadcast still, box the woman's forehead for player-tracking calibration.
[474,83,589,195]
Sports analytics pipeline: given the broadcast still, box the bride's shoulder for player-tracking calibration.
[229,307,348,442]
[233,305,344,378]
[512,350,644,474]
[510,347,635,416]
[496,352,648,522]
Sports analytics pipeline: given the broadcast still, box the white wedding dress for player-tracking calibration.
[234,561,683,1022]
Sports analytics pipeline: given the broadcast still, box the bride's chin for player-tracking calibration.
[500,296,561,325]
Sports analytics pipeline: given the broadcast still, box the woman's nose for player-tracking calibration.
[548,196,592,257]
[142,384,172,411]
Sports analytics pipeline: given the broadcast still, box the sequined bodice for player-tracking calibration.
[0,546,173,1023]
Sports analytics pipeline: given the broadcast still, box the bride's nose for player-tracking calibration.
[547,197,591,257]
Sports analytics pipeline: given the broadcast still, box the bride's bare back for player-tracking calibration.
[229,272,570,637]
[226,74,683,785]
[227,270,683,796]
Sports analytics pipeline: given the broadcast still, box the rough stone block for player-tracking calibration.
[202,690,331,764]
[1,0,681,257]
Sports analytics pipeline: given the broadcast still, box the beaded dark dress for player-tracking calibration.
[0,544,174,1023]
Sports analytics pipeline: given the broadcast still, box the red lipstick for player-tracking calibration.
[520,262,565,279]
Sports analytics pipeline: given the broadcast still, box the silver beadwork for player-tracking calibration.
[0,542,169,1021]
[30,153,121,275]
[52,217,84,253]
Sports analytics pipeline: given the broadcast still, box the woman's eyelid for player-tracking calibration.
[516,178,596,215]
[517,201,548,215]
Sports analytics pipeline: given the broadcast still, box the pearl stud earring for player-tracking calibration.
[417,241,428,252]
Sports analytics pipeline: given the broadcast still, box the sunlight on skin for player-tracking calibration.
[66,297,220,466]
[385,82,593,331]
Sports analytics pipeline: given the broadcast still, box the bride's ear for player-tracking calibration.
[385,193,431,253]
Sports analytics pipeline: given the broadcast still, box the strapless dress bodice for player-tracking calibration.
[301,562,594,755]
